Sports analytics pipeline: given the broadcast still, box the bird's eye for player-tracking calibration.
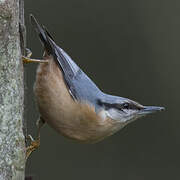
[123,103,129,109]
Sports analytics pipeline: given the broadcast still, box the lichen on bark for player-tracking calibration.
[0,0,25,179]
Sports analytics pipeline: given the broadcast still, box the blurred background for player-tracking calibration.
[25,0,179,179]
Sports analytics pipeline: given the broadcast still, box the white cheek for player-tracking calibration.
[106,109,127,122]
[123,109,135,114]
[98,110,108,121]
[106,109,137,122]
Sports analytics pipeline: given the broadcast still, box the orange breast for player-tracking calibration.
[34,55,117,143]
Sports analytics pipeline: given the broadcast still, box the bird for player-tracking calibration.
[24,14,164,158]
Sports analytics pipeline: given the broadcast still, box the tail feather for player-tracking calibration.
[30,14,53,55]
[30,14,76,90]
[42,25,55,41]
[30,14,77,78]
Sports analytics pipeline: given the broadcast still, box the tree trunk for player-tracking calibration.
[0,0,26,179]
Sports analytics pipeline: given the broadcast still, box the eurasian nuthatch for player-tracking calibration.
[25,15,164,157]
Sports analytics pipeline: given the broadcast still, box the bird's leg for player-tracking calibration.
[26,117,45,160]
[22,48,48,64]
[26,135,40,160]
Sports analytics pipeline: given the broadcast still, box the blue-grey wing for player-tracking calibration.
[46,37,103,107]
[30,14,103,109]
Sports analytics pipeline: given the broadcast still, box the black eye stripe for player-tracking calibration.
[97,99,143,110]
[97,100,121,110]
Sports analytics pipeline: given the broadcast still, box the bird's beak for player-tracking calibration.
[139,106,165,115]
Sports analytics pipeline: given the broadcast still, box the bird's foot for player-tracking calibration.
[22,48,48,64]
[25,117,45,160]
[22,56,48,64]
[26,135,40,160]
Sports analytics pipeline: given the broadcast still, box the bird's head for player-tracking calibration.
[97,94,164,125]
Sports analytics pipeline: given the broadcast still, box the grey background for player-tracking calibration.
[25,0,179,179]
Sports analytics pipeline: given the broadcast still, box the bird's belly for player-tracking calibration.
[34,58,120,143]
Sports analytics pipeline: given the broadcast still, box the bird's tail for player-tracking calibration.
[30,14,77,89]
[30,14,70,74]
[30,14,54,55]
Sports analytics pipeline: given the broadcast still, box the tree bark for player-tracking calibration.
[0,0,25,179]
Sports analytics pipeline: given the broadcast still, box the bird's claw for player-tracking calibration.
[26,135,40,160]
[25,48,32,58]
[22,48,48,64]
[25,117,45,160]
[22,56,49,64]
